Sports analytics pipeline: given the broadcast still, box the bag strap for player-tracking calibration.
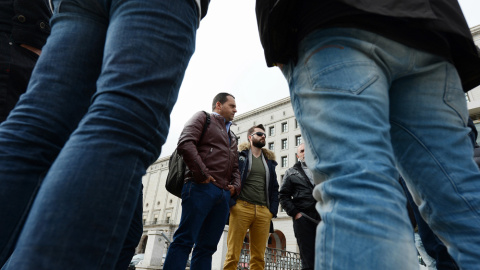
[199,111,210,142]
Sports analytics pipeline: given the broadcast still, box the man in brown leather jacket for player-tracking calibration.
[163,92,241,270]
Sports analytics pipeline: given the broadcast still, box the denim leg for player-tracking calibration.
[284,27,480,269]
[0,0,198,268]
[115,189,143,270]
[164,182,230,270]
[284,28,418,269]
[399,178,457,270]
[0,1,106,263]
[389,55,480,268]
[192,188,230,270]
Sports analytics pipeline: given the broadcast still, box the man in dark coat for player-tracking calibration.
[279,143,319,270]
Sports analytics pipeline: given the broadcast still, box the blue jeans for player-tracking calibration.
[282,27,480,269]
[400,178,458,270]
[164,181,231,270]
[116,188,144,270]
[0,0,198,268]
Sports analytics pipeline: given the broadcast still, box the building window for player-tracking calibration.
[281,122,288,133]
[281,156,288,167]
[281,139,288,150]
[269,126,275,136]
[153,217,158,224]
[268,142,274,151]
[295,119,299,129]
[295,135,302,146]
[166,213,172,224]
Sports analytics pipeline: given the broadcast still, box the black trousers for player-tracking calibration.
[293,213,318,270]
[0,33,39,123]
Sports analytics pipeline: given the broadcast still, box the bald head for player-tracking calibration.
[296,143,305,162]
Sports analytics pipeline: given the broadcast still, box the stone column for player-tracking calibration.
[212,225,229,270]
[136,230,166,270]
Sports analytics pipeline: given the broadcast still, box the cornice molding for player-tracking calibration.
[234,96,291,121]
[472,25,480,36]
[148,156,170,172]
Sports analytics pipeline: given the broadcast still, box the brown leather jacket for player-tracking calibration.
[177,111,241,195]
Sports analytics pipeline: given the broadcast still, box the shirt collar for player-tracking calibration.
[211,112,232,131]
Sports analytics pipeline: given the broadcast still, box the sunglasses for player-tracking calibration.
[251,132,267,137]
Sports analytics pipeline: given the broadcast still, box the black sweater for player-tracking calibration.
[256,0,480,91]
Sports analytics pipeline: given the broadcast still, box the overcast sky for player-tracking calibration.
[159,0,480,158]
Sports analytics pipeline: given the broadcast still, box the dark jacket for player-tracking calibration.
[255,0,480,91]
[233,142,279,218]
[199,0,210,20]
[0,0,52,49]
[177,111,241,195]
[279,161,319,221]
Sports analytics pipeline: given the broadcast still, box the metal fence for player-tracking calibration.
[238,245,301,270]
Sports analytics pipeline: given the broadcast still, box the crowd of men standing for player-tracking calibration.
[162,92,319,270]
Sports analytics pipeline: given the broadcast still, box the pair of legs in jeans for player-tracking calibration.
[282,27,480,269]
[0,0,198,269]
[163,181,230,270]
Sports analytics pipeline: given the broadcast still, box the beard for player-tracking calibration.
[252,139,266,148]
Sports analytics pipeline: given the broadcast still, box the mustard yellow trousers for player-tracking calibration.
[223,200,273,270]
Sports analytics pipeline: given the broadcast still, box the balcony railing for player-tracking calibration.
[238,246,301,270]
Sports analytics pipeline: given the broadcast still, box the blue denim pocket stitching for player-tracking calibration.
[308,61,379,95]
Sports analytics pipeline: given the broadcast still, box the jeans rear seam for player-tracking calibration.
[390,120,480,222]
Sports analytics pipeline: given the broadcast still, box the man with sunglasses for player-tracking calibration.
[223,124,279,270]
